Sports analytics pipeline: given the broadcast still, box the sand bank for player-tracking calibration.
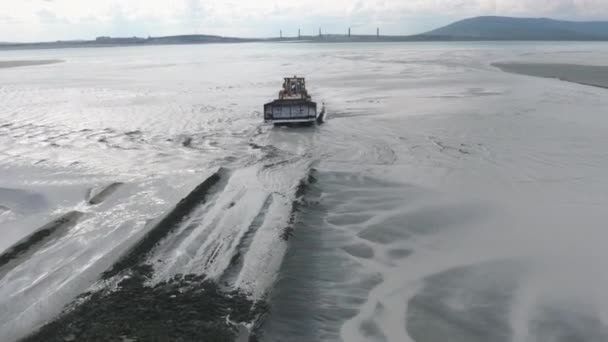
[493,62,608,89]
[0,60,63,69]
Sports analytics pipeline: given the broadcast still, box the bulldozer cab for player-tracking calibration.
[281,76,308,100]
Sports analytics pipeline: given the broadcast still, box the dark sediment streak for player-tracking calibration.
[281,170,316,241]
[182,136,193,148]
[88,182,124,205]
[0,205,11,216]
[103,171,221,279]
[0,211,83,278]
[493,62,608,90]
[0,60,63,69]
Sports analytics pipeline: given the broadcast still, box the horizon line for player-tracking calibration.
[3,15,608,45]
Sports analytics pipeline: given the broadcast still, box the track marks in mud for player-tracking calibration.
[0,211,83,279]
[430,87,503,99]
[426,136,483,156]
[103,171,221,279]
[429,136,473,156]
[220,195,274,285]
[149,168,268,280]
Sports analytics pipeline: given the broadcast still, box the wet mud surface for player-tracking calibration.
[3,43,608,342]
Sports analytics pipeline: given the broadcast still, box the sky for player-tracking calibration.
[1,0,608,42]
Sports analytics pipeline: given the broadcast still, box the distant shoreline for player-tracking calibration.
[3,15,608,51]
[0,60,64,69]
[2,35,608,51]
[493,62,608,90]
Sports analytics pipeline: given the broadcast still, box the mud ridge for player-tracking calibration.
[282,170,317,241]
[0,211,83,278]
[252,169,319,341]
[88,183,124,205]
[103,171,221,279]
[0,205,11,217]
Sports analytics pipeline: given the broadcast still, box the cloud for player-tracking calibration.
[36,9,69,24]
[1,0,608,41]
[0,16,18,24]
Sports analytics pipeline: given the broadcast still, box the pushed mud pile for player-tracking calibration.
[20,171,267,342]
[22,265,265,342]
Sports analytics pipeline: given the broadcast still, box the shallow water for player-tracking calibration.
[1,42,608,341]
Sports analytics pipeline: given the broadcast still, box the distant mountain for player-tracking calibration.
[424,16,608,40]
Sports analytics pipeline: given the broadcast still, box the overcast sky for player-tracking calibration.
[1,0,608,42]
